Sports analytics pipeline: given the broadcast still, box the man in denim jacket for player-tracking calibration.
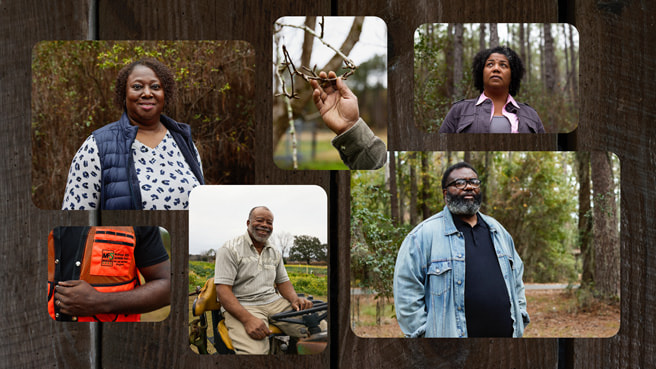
[393,162,529,338]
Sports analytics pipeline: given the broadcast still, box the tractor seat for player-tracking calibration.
[192,277,284,351]
[192,278,222,316]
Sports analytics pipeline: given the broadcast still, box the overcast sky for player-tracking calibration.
[188,185,327,255]
[413,23,578,50]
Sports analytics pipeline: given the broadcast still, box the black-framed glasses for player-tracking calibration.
[445,178,481,189]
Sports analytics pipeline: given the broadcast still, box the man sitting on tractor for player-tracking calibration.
[214,206,314,354]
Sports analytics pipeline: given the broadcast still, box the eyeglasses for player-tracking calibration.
[445,178,481,189]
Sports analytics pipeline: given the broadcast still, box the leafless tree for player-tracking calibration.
[271,231,294,259]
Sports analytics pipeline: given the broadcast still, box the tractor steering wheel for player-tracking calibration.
[270,302,328,336]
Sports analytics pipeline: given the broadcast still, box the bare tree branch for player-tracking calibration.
[272,17,365,151]
[274,44,299,168]
[274,16,361,100]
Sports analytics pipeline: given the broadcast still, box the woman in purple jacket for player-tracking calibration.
[439,46,545,134]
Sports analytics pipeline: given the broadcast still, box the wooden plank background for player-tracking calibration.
[1,0,654,368]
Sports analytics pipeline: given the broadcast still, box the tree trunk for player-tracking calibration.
[421,152,431,220]
[453,24,464,98]
[301,17,316,68]
[410,152,418,226]
[397,153,405,225]
[482,152,492,209]
[519,23,526,70]
[526,24,532,83]
[375,298,383,326]
[479,23,486,51]
[562,24,571,100]
[489,23,499,48]
[590,152,620,298]
[539,26,545,84]
[389,151,399,226]
[569,24,579,108]
[543,23,557,93]
[445,24,454,98]
[577,152,594,288]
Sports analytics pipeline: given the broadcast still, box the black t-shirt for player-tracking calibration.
[55,226,169,281]
[453,214,513,337]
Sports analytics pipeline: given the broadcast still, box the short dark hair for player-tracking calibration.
[248,206,272,220]
[442,162,479,189]
[114,58,176,110]
[472,46,525,96]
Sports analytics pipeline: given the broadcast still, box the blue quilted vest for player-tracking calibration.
[92,112,204,210]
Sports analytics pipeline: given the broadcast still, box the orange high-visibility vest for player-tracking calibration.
[48,227,141,322]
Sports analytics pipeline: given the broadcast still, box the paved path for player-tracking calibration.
[525,283,579,290]
[351,283,580,295]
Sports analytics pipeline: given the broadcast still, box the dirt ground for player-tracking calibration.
[522,289,620,338]
[351,289,620,338]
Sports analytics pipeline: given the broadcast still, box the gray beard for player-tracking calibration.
[445,191,482,216]
[248,225,272,243]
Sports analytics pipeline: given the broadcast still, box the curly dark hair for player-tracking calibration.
[442,162,479,189]
[114,58,176,110]
[472,46,525,96]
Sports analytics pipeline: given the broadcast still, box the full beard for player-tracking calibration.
[249,225,272,243]
[445,191,482,216]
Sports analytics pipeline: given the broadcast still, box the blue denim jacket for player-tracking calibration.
[393,206,529,338]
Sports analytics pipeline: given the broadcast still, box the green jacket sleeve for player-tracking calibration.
[331,118,387,170]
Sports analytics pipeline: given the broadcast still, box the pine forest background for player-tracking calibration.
[414,23,579,133]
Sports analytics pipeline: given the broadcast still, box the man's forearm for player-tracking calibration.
[98,279,170,314]
[56,260,171,316]
[216,284,257,324]
[276,280,299,303]
[105,259,172,314]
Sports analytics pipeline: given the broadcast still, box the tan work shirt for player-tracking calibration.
[214,232,289,306]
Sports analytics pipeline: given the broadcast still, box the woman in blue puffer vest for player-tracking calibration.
[62,58,204,210]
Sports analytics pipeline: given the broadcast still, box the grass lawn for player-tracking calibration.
[274,127,387,170]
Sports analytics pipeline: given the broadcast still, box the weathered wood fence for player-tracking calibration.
[1,0,654,368]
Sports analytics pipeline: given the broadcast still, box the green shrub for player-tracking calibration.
[189,261,215,292]
[288,273,327,297]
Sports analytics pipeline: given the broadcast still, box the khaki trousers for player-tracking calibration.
[223,298,306,355]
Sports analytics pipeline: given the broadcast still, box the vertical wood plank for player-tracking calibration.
[97,1,332,369]
[571,0,656,367]
[0,1,94,368]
